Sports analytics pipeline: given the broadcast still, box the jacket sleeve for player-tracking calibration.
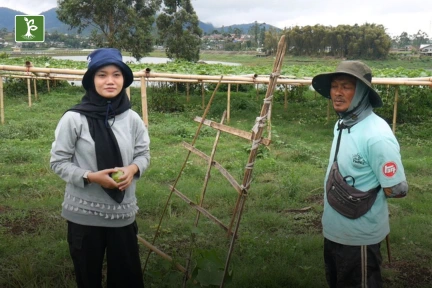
[50,112,88,187]
[131,113,150,178]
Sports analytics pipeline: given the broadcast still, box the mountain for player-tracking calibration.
[0,7,280,35]
[0,7,22,31]
[41,8,79,34]
[0,7,78,33]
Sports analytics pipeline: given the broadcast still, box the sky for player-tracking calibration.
[1,0,431,38]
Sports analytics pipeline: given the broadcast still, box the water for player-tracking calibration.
[52,55,240,66]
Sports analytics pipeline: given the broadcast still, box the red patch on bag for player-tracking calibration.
[382,162,397,177]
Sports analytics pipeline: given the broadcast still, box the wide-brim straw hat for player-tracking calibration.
[312,60,383,108]
[82,48,133,90]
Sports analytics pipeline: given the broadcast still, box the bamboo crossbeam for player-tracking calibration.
[182,142,243,195]
[136,235,188,274]
[372,79,432,86]
[0,65,85,75]
[169,185,233,235]
[1,65,431,86]
[194,116,271,146]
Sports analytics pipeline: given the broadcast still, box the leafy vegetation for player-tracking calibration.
[156,0,202,62]
[56,0,161,60]
[0,61,431,287]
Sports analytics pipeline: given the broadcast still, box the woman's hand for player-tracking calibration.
[87,168,119,189]
[87,164,139,191]
[112,164,139,191]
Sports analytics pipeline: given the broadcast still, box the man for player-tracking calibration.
[312,61,408,288]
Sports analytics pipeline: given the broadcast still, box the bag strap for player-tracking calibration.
[333,121,344,162]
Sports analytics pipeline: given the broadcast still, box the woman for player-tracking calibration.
[50,48,150,288]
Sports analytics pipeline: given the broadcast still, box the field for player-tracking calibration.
[0,54,432,287]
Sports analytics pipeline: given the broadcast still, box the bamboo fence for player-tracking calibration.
[1,63,432,129]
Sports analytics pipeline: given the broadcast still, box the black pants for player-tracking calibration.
[324,238,383,288]
[67,221,144,288]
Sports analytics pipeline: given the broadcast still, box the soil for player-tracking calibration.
[0,205,45,235]
[383,260,432,288]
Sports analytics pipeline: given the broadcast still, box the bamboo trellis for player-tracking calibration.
[136,36,288,287]
[1,64,431,128]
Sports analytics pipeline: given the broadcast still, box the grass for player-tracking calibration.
[0,60,432,287]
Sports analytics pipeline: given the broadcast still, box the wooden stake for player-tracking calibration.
[227,83,231,123]
[27,78,32,107]
[201,81,205,109]
[126,87,131,100]
[392,86,399,134]
[187,83,190,102]
[140,76,148,127]
[33,78,38,101]
[0,77,4,124]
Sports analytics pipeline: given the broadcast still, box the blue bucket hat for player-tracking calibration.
[82,48,134,90]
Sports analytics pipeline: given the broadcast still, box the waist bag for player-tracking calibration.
[325,123,381,219]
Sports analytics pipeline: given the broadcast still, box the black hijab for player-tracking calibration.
[68,88,131,203]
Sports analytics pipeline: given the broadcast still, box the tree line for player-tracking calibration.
[12,1,430,61]
[56,0,202,62]
[262,24,392,59]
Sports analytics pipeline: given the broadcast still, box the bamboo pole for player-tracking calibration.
[187,83,190,102]
[392,86,399,134]
[227,83,231,124]
[0,77,4,124]
[27,78,32,107]
[33,78,38,101]
[126,87,131,100]
[140,76,148,127]
[201,81,205,109]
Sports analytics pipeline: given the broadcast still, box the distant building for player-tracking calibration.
[419,44,432,56]
[398,45,413,51]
